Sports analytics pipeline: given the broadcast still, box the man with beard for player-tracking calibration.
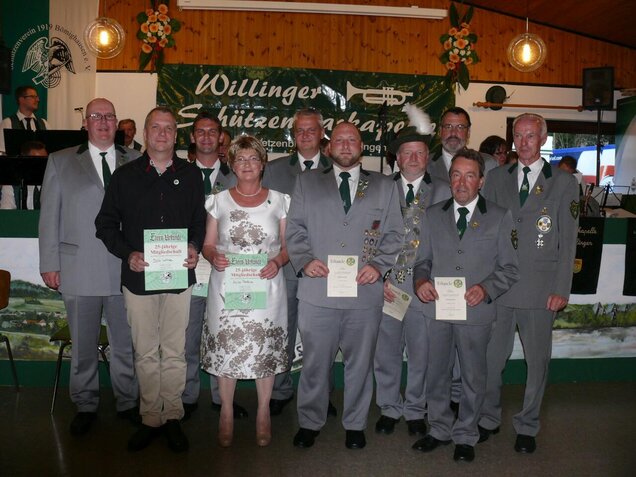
[286,121,403,450]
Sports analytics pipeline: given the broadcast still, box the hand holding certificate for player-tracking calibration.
[224,253,268,309]
[144,228,189,291]
[434,277,467,321]
[327,255,358,297]
[383,283,412,321]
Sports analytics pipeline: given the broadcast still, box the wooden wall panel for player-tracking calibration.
[98,0,635,89]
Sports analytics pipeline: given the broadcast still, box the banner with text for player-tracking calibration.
[157,64,454,156]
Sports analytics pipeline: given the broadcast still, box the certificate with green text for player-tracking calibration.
[144,228,188,291]
[224,253,267,309]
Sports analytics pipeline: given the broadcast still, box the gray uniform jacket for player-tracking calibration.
[481,160,579,308]
[286,167,404,309]
[38,143,141,296]
[413,195,520,325]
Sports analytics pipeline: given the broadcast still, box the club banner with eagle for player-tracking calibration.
[0,0,97,134]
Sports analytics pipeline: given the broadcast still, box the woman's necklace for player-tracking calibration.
[235,185,262,197]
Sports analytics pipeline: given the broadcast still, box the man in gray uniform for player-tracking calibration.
[373,126,435,437]
[39,98,140,436]
[181,111,243,420]
[478,113,579,453]
[286,121,403,450]
[262,107,331,416]
[412,148,519,462]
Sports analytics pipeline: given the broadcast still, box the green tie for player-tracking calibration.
[303,160,313,171]
[406,184,415,207]
[457,207,469,239]
[100,152,111,188]
[202,168,214,195]
[339,171,351,213]
[519,166,531,206]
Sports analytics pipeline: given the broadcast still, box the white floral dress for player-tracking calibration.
[201,189,290,379]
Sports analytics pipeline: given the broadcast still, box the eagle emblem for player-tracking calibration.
[22,37,76,88]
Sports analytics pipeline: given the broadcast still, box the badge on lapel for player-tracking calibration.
[511,229,518,249]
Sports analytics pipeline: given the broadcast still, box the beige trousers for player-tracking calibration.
[123,286,192,427]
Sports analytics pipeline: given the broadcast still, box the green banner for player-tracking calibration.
[157,64,454,156]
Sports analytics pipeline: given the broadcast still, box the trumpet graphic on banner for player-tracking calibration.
[346,81,414,106]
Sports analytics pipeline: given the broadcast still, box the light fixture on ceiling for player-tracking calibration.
[177,0,447,19]
[507,17,546,72]
[84,17,126,59]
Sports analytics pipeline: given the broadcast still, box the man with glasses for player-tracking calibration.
[0,85,48,154]
[182,111,243,421]
[262,108,332,417]
[39,98,141,437]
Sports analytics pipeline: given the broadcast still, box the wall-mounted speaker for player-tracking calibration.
[582,67,614,110]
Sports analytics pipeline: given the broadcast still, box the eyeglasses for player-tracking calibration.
[235,157,261,164]
[22,95,39,99]
[87,112,117,122]
[440,124,469,131]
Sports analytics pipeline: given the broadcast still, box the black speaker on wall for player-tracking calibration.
[582,67,614,110]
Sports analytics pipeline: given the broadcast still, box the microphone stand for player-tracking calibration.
[378,101,388,173]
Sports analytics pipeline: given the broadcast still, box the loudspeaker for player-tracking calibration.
[582,67,614,110]
[0,44,10,95]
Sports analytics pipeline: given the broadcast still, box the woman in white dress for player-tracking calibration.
[201,135,289,447]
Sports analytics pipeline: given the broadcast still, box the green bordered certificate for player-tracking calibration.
[224,253,267,309]
[144,228,188,291]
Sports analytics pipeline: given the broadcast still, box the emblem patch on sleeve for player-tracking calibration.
[570,200,580,219]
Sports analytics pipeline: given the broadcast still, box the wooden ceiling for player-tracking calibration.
[464,0,635,49]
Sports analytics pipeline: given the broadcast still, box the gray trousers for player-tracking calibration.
[297,302,382,431]
[374,306,428,420]
[271,278,298,400]
[427,320,492,446]
[183,295,206,405]
[62,294,138,412]
[479,305,554,436]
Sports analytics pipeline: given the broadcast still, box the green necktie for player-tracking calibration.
[339,171,351,213]
[519,166,531,206]
[457,207,469,239]
[406,183,415,207]
[202,168,214,195]
[100,152,111,188]
[303,160,313,171]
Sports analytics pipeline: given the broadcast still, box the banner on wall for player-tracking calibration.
[571,217,605,294]
[157,64,454,156]
[0,0,96,130]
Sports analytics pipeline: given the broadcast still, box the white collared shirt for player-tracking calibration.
[517,157,545,192]
[298,151,320,171]
[333,164,360,204]
[401,174,424,201]
[88,142,116,186]
[454,195,479,223]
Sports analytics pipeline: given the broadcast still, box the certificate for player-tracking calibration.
[382,283,412,321]
[434,277,467,321]
[327,255,358,298]
[192,255,212,298]
[224,253,267,309]
[144,228,188,291]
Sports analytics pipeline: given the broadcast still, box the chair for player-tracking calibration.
[49,324,110,414]
[0,269,19,391]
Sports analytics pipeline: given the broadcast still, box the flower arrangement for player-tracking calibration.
[439,2,479,91]
[137,0,181,72]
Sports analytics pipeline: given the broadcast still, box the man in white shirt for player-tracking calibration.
[0,85,48,154]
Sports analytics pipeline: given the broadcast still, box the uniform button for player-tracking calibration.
[517,218,522,223]
[341,242,346,247]
[458,249,463,254]
[456,266,462,270]
[343,222,348,226]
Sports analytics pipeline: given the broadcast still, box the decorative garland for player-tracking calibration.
[439,2,479,91]
[137,0,181,72]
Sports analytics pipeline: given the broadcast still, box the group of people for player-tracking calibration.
[21,91,579,462]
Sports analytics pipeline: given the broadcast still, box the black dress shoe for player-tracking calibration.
[182,402,198,422]
[269,396,294,416]
[375,415,399,434]
[345,430,366,449]
[211,401,249,419]
[117,407,141,426]
[127,424,162,452]
[406,419,427,436]
[454,444,475,462]
[477,425,500,443]
[327,400,338,417]
[293,428,320,448]
[412,434,452,453]
[514,434,536,453]
[164,419,189,453]
[70,412,96,436]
